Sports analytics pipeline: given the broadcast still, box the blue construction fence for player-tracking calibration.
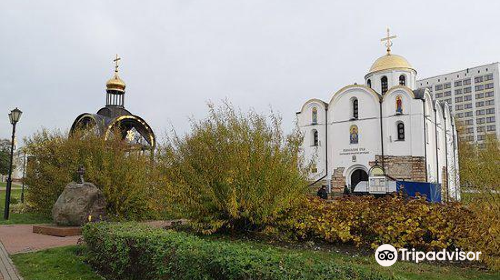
[396,181,441,202]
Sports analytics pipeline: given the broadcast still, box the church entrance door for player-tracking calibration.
[350,169,368,192]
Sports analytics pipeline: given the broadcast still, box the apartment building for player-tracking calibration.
[417,63,500,143]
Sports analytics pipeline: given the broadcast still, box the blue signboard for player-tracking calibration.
[396,181,441,202]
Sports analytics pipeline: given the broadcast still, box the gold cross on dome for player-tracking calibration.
[380,28,397,54]
[113,54,121,73]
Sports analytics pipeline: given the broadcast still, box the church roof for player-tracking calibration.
[368,53,415,74]
[106,55,126,93]
[106,74,126,92]
[412,88,426,99]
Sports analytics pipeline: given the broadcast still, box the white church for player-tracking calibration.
[297,30,460,201]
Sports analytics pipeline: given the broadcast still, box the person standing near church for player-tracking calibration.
[343,184,350,195]
[317,185,328,200]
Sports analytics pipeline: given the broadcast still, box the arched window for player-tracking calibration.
[381,76,388,94]
[350,125,358,144]
[396,95,403,114]
[399,75,406,86]
[312,129,319,146]
[352,98,359,119]
[367,79,371,88]
[397,122,405,141]
[312,107,318,124]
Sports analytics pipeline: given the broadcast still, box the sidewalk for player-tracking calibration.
[0,225,80,254]
[0,242,20,280]
[0,224,80,280]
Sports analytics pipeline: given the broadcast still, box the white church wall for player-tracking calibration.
[329,86,380,120]
[443,104,459,200]
[435,102,447,188]
[424,92,437,182]
[330,118,381,177]
[329,86,382,181]
[435,101,449,198]
[297,100,328,181]
[365,69,417,94]
[382,87,425,157]
[409,99,426,156]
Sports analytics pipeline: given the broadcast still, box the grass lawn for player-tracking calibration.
[12,236,500,280]
[12,246,104,280]
[308,247,499,280]
[206,235,499,280]
[8,232,500,280]
[0,186,52,225]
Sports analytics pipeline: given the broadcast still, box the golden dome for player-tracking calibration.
[106,73,126,92]
[368,53,414,74]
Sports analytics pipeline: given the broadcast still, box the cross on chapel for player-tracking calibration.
[114,54,121,73]
[381,28,397,54]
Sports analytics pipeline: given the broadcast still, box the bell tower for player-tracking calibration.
[105,54,126,107]
[364,29,417,93]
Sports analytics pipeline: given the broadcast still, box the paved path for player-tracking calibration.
[0,224,81,280]
[0,242,20,280]
[0,225,80,254]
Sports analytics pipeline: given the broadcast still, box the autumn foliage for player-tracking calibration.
[24,130,161,221]
[156,103,309,234]
[457,134,500,269]
[271,195,499,270]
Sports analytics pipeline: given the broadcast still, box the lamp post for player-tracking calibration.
[3,108,22,220]
[21,151,26,203]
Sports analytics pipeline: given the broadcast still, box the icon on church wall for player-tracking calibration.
[396,95,403,114]
[350,125,358,144]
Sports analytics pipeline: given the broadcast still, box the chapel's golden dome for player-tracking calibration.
[106,73,126,92]
[368,53,414,74]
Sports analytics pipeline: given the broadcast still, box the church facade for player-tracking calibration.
[297,31,460,200]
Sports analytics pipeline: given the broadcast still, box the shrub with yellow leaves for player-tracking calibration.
[24,129,160,221]
[156,102,309,234]
[274,195,499,270]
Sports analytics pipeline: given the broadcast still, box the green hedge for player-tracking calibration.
[83,222,393,280]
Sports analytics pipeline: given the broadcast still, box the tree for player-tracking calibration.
[0,139,11,175]
[459,134,500,206]
[457,133,500,269]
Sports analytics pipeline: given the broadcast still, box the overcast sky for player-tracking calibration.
[1,0,500,144]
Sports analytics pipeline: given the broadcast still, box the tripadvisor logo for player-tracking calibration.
[375,244,398,267]
[375,244,482,267]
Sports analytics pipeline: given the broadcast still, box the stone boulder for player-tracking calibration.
[52,182,106,226]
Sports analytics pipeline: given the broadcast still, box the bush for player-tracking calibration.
[272,195,499,270]
[455,201,500,270]
[157,102,309,233]
[24,130,160,220]
[457,135,500,270]
[83,222,393,280]
[459,133,500,199]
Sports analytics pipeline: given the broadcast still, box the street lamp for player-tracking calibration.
[21,152,27,203]
[4,108,22,220]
